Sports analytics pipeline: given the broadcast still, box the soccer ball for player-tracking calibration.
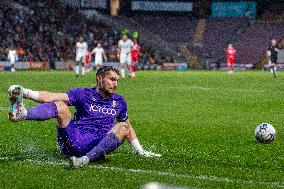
[255,123,276,143]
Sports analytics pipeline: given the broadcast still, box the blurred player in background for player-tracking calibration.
[91,42,107,71]
[130,38,140,78]
[84,48,92,73]
[75,36,88,77]
[226,44,236,74]
[8,66,161,168]
[267,38,280,78]
[118,34,133,79]
[7,47,18,72]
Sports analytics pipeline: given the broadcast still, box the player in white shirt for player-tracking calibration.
[7,47,18,72]
[91,42,108,71]
[75,36,88,77]
[117,34,134,78]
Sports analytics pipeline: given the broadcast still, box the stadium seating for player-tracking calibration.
[1,1,284,69]
[0,1,170,67]
[131,15,250,65]
[234,22,284,65]
[262,2,284,21]
[132,14,197,43]
[202,18,247,53]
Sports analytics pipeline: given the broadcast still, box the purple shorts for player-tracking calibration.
[57,119,106,157]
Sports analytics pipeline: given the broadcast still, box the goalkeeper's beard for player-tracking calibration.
[99,84,116,98]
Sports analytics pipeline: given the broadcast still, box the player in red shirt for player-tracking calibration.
[84,50,92,73]
[226,44,236,74]
[130,38,140,78]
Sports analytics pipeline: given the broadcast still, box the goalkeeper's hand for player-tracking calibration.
[137,150,161,158]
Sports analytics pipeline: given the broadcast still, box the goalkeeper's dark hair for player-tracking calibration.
[96,66,120,78]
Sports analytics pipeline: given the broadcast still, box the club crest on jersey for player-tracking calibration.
[112,100,116,108]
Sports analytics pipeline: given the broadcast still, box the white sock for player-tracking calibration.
[82,67,85,75]
[75,66,79,75]
[131,139,144,155]
[120,68,125,78]
[81,156,89,164]
[11,68,16,72]
[21,107,28,118]
[23,88,39,101]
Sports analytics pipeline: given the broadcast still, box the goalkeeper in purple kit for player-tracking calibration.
[8,66,160,168]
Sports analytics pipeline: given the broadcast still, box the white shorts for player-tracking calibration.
[95,58,103,65]
[76,54,85,62]
[120,53,131,65]
[10,61,15,65]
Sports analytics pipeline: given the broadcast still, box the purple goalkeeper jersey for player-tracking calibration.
[66,88,128,134]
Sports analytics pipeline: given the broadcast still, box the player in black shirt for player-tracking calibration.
[268,38,280,77]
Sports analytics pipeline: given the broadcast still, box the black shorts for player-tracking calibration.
[271,57,278,64]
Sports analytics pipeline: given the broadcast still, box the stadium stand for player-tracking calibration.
[0,0,122,62]
[261,2,284,22]
[234,22,284,66]
[131,14,197,44]
[129,14,252,68]
[193,19,206,46]
[0,0,169,68]
[1,1,284,70]
[130,12,284,69]
[199,18,248,54]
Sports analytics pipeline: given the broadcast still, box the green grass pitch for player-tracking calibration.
[0,70,284,189]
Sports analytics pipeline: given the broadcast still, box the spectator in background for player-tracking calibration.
[108,44,118,62]
[226,44,236,74]
[267,38,280,78]
[47,48,56,70]
[148,53,157,70]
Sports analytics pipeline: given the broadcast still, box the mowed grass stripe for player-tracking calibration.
[0,70,284,189]
[0,156,284,188]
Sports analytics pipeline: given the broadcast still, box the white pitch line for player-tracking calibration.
[0,156,284,188]
[91,165,284,188]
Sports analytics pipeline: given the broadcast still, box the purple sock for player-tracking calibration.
[26,103,58,121]
[86,133,122,161]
